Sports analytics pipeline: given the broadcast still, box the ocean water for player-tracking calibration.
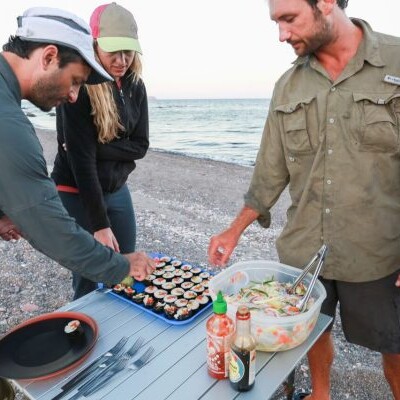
[22,98,270,166]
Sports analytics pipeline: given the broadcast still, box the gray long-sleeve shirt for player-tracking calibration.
[0,54,129,284]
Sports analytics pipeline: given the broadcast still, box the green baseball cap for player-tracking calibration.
[90,2,142,54]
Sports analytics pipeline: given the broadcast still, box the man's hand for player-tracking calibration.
[208,228,240,267]
[0,215,21,241]
[94,227,120,252]
[124,252,156,281]
[208,206,260,267]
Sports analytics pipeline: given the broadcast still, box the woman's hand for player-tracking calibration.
[94,227,120,252]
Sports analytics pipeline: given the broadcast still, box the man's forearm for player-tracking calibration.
[228,206,260,236]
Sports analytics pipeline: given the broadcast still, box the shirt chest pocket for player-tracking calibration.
[275,97,317,154]
[353,92,400,153]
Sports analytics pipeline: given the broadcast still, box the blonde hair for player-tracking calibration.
[85,54,143,143]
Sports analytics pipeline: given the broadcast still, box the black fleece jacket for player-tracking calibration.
[51,76,149,231]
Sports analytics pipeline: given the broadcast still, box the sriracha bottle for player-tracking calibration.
[206,291,235,379]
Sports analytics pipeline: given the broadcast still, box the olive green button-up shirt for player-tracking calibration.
[245,19,400,282]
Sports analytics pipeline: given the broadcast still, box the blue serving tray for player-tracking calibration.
[108,253,212,325]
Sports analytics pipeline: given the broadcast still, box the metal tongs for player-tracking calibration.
[288,244,328,312]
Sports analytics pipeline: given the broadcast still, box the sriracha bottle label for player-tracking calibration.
[207,332,232,378]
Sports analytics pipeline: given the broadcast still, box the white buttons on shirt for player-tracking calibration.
[328,149,333,155]
[331,87,336,92]
[325,208,331,214]
[329,118,335,124]
[327,179,332,185]
[289,156,295,162]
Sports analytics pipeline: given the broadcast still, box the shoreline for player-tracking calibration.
[1,128,391,399]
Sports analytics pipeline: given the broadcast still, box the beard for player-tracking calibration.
[29,72,68,112]
[291,9,333,57]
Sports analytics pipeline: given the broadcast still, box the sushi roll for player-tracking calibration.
[191,276,203,285]
[191,267,202,276]
[154,289,168,301]
[181,264,192,272]
[160,256,172,263]
[172,277,184,286]
[171,260,182,268]
[124,286,136,298]
[181,281,194,291]
[173,269,184,277]
[201,279,210,288]
[164,265,175,273]
[183,290,197,301]
[192,284,205,295]
[187,299,200,312]
[162,271,175,281]
[131,292,145,304]
[161,282,176,292]
[144,285,158,296]
[196,295,210,308]
[164,304,177,319]
[155,261,166,269]
[143,294,155,308]
[64,320,84,342]
[153,269,165,277]
[174,307,192,321]
[144,274,156,286]
[164,294,178,305]
[153,301,165,313]
[203,288,211,299]
[175,298,189,308]
[182,272,193,282]
[153,278,167,287]
[199,271,211,280]
[171,287,185,298]
[112,283,124,295]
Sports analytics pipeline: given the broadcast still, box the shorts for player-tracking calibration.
[319,269,400,353]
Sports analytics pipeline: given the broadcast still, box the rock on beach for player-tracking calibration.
[1,128,391,400]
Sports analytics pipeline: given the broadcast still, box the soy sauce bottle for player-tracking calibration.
[229,305,256,391]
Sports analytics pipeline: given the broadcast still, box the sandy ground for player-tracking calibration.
[0,128,392,399]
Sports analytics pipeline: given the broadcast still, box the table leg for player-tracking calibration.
[283,369,295,399]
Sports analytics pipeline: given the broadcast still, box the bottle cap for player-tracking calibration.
[236,305,250,320]
[212,291,227,314]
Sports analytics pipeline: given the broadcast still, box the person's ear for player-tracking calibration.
[317,0,336,16]
[41,45,59,70]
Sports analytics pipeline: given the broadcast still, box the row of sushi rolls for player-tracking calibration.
[112,255,213,321]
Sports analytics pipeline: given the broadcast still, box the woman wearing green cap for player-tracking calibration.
[51,3,149,299]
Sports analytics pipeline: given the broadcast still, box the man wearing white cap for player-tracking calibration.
[0,7,155,285]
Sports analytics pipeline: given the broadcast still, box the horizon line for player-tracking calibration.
[148,96,270,101]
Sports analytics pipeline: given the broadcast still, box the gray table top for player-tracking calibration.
[14,290,331,400]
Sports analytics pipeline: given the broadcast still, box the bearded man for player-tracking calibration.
[209,1,400,398]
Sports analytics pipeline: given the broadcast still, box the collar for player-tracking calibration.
[0,54,22,103]
[293,18,385,68]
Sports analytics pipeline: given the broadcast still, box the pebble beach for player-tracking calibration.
[0,128,392,399]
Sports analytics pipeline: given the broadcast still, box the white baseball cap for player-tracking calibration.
[15,7,112,84]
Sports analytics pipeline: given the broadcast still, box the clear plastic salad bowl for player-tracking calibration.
[209,260,327,352]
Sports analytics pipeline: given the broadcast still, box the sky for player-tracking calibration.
[1,1,399,99]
